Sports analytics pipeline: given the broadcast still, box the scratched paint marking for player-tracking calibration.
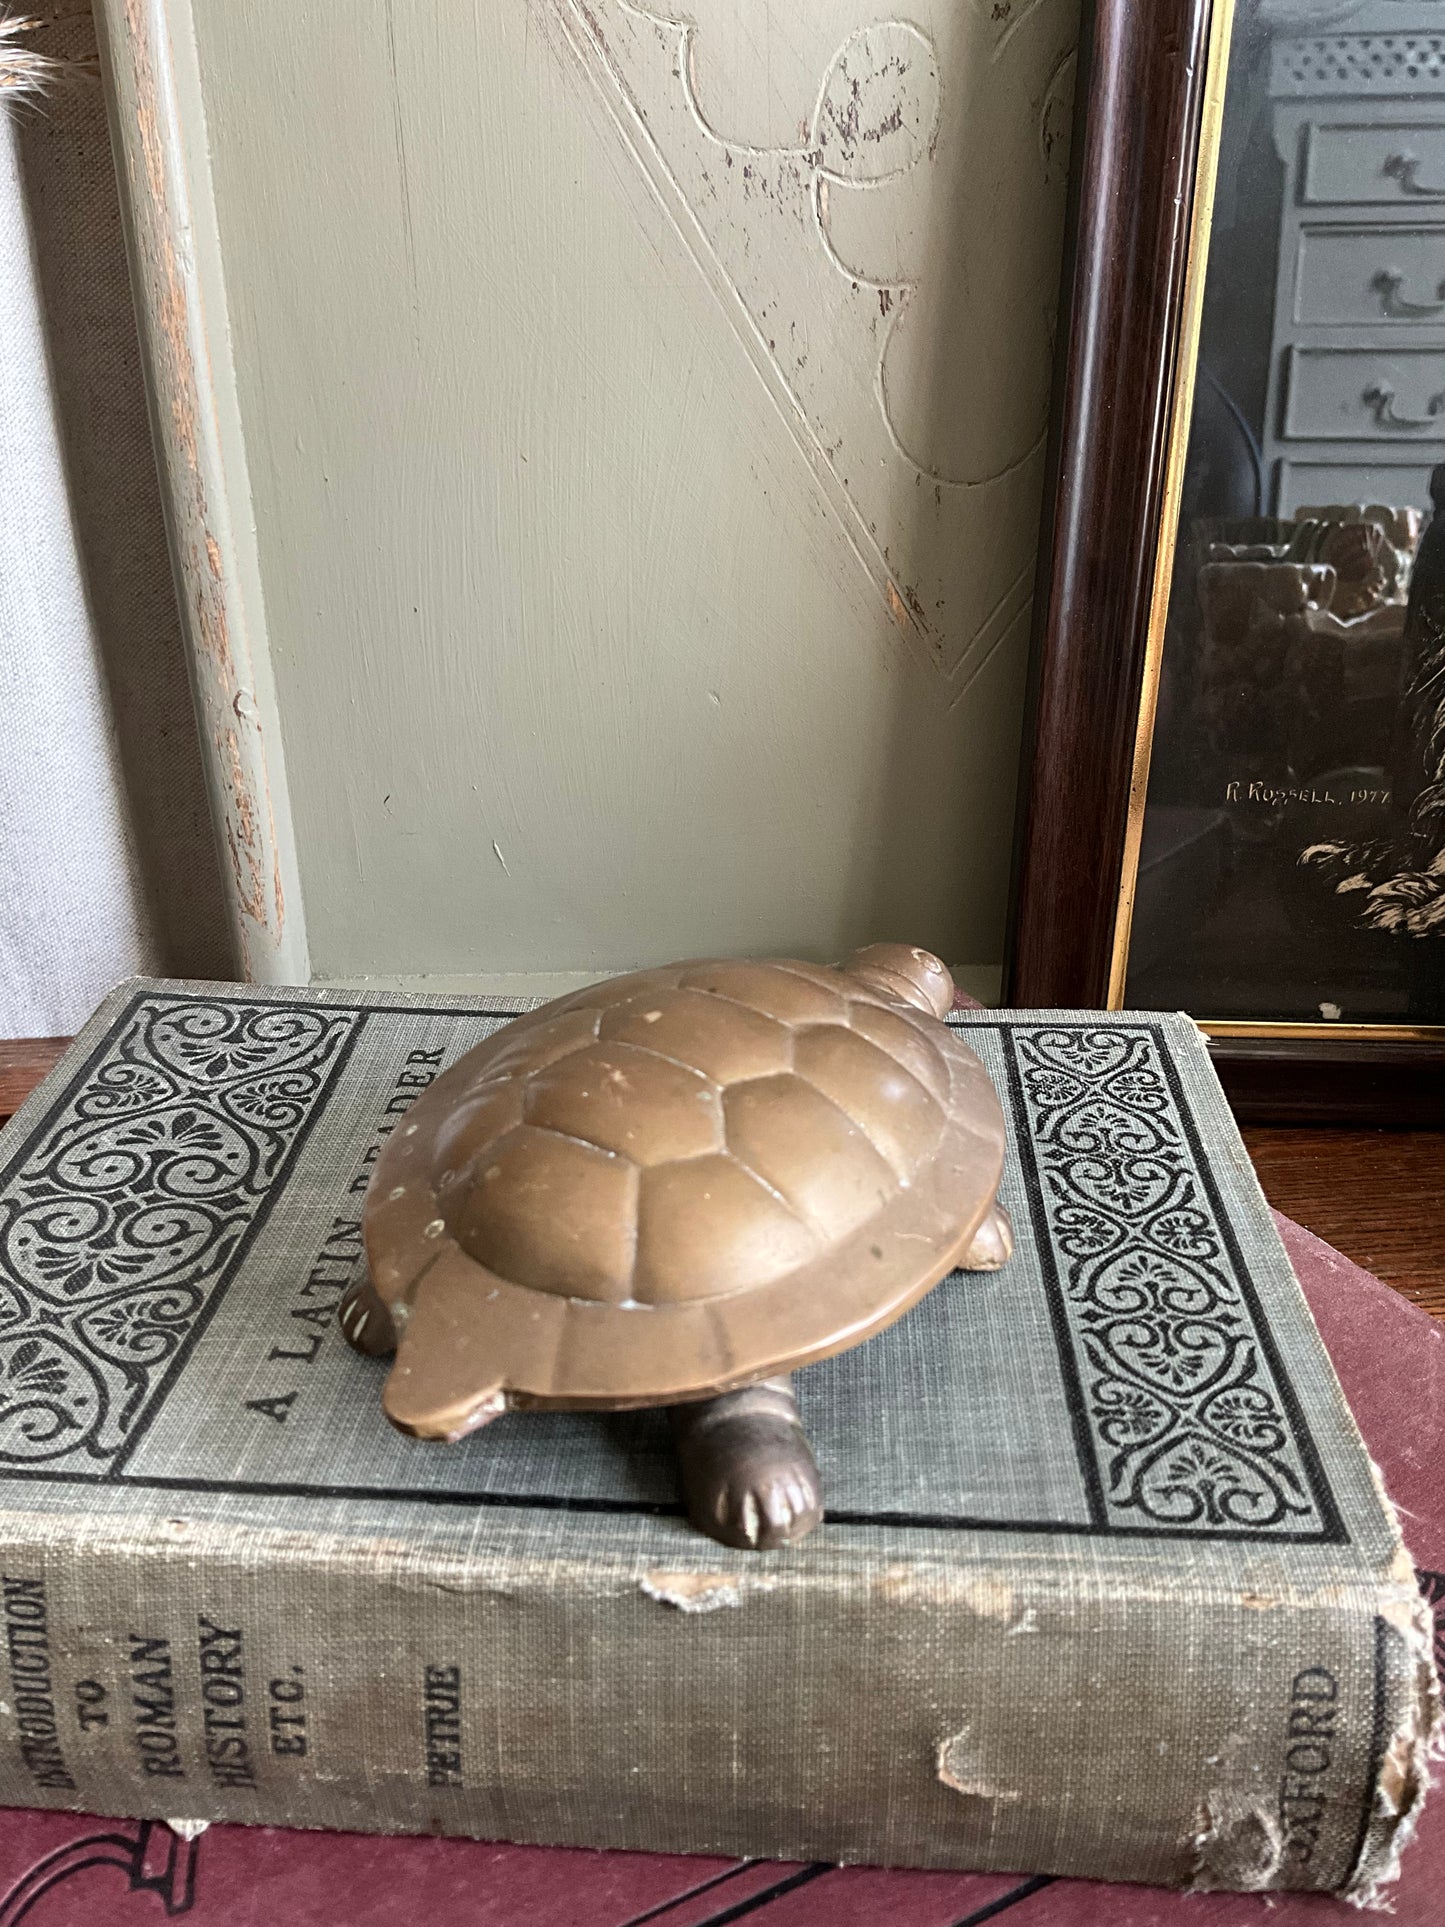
[548,0,1079,692]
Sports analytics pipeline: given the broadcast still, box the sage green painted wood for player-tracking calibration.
[91,0,309,984]
[168,0,1077,982]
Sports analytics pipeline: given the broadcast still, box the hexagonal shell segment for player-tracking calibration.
[598,988,793,1084]
[522,1042,722,1165]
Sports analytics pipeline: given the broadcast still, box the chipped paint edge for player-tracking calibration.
[91,0,309,984]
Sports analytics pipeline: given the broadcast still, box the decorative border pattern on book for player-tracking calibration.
[1009,1025,1333,1537]
[0,998,359,1471]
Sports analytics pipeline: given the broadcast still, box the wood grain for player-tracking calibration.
[1006,0,1214,1006]
[1243,1126,1445,1320]
[1217,1038,1445,1128]
[3,1041,1437,1319]
[0,1039,69,1122]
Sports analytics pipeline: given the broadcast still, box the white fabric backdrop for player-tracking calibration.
[0,111,159,1036]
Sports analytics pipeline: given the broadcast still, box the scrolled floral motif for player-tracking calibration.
[1060,1151,1177,1218]
[1014,1026,1324,1536]
[1050,1200,1126,1261]
[1200,1381,1291,1459]
[1083,1318,1238,1400]
[79,1283,205,1368]
[145,1003,335,1087]
[1130,1434,1307,1531]
[0,1335,106,1462]
[1091,1375,1174,1451]
[0,995,357,1467]
[1078,1247,1231,1321]
[1147,1203,1218,1261]
[76,1060,174,1119]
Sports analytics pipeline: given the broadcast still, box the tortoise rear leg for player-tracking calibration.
[338,1271,398,1357]
[956,1202,1013,1272]
[671,1376,823,1551]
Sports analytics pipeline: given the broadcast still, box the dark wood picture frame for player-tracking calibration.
[1004,0,1445,1125]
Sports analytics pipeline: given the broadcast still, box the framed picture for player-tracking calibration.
[1008,0,1445,1122]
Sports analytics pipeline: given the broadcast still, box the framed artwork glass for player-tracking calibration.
[1009,0,1445,1120]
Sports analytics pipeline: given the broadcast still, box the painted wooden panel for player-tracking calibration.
[179,0,1077,983]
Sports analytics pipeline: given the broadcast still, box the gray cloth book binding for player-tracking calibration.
[0,981,1434,1896]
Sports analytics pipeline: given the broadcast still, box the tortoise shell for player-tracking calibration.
[358,945,1006,1439]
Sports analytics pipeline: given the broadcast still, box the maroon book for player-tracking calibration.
[1,1213,1439,1926]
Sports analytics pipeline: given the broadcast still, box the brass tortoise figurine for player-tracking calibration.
[340,944,1012,1550]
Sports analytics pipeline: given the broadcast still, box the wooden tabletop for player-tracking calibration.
[2,1037,1442,1319]
[0,1037,68,1120]
[1242,1125,1444,1320]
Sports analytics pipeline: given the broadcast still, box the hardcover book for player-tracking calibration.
[0,982,1435,1898]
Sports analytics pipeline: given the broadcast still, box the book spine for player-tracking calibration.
[0,1515,1434,1897]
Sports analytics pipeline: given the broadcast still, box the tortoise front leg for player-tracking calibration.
[338,1271,398,1357]
[670,1375,823,1551]
[956,1202,1013,1272]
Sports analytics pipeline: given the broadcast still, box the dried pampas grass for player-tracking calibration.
[1,14,69,111]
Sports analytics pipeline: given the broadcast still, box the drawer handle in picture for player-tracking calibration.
[1385,151,1445,201]
[1303,123,1445,206]
[1293,229,1445,327]
[1284,348,1445,441]
[1362,381,1444,431]
[1372,269,1445,321]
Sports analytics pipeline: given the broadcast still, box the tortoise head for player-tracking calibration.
[844,944,953,1019]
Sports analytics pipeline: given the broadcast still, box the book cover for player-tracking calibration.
[0,981,1435,1896]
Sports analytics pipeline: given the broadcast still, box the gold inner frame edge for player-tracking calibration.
[1107,0,1237,1011]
